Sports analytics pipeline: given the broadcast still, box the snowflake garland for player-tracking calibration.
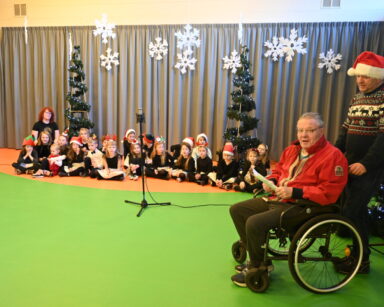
[175,24,201,52]
[175,50,197,74]
[100,48,119,71]
[264,29,308,62]
[148,37,168,60]
[318,49,342,74]
[93,14,116,44]
[222,50,242,74]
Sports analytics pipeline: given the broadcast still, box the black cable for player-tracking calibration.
[143,172,232,208]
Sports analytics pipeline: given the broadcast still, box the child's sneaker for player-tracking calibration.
[132,175,139,181]
[32,173,44,178]
[129,174,135,180]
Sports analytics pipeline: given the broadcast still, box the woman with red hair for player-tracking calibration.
[31,107,60,144]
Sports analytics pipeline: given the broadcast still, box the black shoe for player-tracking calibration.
[231,269,248,287]
[234,185,242,192]
[80,171,89,177]
[235,261,274,273]
[59,171,69,177]
[334,257,370,274]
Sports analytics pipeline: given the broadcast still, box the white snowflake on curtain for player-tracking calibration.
[175,24,201,52]
[222,50,242,74]
[148,37,168,60]
[175,50,197,74]
[280,29,308,62]
[100,48,119,71]
[264,29,308,62]
[264,36,284,61]
[93,14,116,44]
[318,49,342,74]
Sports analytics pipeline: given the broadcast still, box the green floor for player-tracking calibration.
[0,172,382,307]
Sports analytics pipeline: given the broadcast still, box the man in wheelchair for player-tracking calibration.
[230,112,349,288]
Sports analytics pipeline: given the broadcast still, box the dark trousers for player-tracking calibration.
[340,170,382,260]
[229,198,295,266]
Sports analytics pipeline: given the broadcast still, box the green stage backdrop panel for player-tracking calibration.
[0,173,382,307]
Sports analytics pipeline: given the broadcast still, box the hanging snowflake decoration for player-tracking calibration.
[264,36,284,61]
[175,24,201,52]
[175,50,197,74]
[264,29,308,62]
[100,48,119,71]
[93,14,116,44]
[280,29,308,62]
[318,49,342,74]
[223,50,242,74]
[149,37,168,60]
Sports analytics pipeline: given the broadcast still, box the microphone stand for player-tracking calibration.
[124,109,171,217]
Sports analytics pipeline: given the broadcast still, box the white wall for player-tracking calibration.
[0,0,383,27]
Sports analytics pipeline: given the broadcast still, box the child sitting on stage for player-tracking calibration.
[97,140,125,181]
[145,137,174,180]
[124,139,143,180]
[12,136,38,175]
[59,136,86,177]
[194,141,213,186]
[84,138,104,178]
[171,138,196,182]
[33,143,65,177]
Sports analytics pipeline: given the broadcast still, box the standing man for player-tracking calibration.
[335,51,384,274]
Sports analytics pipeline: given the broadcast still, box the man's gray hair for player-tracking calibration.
[299,112,324,128]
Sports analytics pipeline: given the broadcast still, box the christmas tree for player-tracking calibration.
[224,46,260,154]
[65,45,94,138]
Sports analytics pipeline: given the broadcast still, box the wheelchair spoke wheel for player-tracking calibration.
[267,230,315,257]
[232,240,247,263]
[245,268,270,293]
[288,214,363,293]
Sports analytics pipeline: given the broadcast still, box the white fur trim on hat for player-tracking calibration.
[125,129,136,139]
[182,137,194,148]
[196,133,208,144]
[347,63,384,80]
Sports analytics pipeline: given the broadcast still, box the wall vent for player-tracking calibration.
[321,0,341,8]
[14,3,27,17]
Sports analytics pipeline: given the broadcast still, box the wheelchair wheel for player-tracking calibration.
[267,229,315,257]
[245,268,270,293]
[232,240,247,263]
[288,214,363,293]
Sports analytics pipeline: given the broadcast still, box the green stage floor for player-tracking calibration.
[0,173,382,307]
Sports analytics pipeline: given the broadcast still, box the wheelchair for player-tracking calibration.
[232,203,363,294]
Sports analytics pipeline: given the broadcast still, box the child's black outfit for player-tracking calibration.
[146,153,174,180]
[234,160,267,193]
[172,156,196,181]
[12,150,38,174]
[195,156,213,185]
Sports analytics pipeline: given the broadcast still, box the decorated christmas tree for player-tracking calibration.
[224,46,260,154]
[65,45,94,138]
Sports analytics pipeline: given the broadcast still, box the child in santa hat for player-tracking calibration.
[208,143,239,190]
[59,136,86,177]
[12,135,38,175]
[191,133,212,167]
[194,142,213,186]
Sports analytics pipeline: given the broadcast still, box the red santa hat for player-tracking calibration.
[347,51,384,80]
[70,136,83,147]
[182,137,195,148]
[22,135,35,146]
[124,129,136,140]
[223,143,234,156]
[196,133,208,144]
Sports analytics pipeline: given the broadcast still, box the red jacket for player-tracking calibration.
[268,136,348,205]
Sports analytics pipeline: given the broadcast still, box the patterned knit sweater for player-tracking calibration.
[335,83,384,171]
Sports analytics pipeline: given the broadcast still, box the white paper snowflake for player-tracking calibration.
[318,49,342,74]
[149,37,168,60]
[264,36,285,61]
[100,48,119,71]
[175,24,201,52]
[280,29,308,62]
[93,14,116,44]
[223,50,242,74]
[175,50,197,74]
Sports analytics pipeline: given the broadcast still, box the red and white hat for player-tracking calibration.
[196,133,208,143]
[70,136,83,146]
[223,143,234,156]
[347,51,384,80]
[124,129,136,140]
[182,137,195,148]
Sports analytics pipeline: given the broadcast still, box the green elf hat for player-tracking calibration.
[22,135,35,146]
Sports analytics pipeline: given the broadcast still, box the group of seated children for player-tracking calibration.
[12,127,270,192]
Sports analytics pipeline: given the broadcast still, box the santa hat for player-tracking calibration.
[182,137,195,148]
[62,128,69,137]
[223,143,234,156]
[347,51,384,80]
[124,129,136,140]
[196,140,207,147]
[143,134,154,144]
[196,133,208,144]
[22,135,35,146]
[70,136,83,146]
